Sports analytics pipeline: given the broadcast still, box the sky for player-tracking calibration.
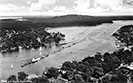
[0,0,133,16]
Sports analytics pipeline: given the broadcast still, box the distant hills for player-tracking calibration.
[28,14,113,27]
[0,14,133,31]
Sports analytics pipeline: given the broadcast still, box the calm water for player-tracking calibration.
[0,45,61,80]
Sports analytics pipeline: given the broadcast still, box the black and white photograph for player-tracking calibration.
[0,0,133,83]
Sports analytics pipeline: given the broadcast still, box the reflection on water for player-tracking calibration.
[0,44,61,80]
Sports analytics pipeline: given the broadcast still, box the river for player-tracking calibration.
[0,45,61,80]
[0,21,133,81]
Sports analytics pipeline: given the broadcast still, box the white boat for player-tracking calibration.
[39,47,42,51]
[32,58,36,62]
[11,64,13,69]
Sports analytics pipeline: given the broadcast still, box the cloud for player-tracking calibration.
[0,4,31,16]
[0,0,31,7]
[74,0,123,11]
[53,6,67,12]
[0,4,19,11]
[30,0,56,11]
[55,0,75,9]
[30,2,42,11]
[73,0,133,15]
[74,0,91,11]
[95,0,122,10]
[0,0,133,16]
[95,0,133,13]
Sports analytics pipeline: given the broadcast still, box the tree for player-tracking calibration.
[112,25,133,47]
[44,67,59,79]
[7,75,17,83]
[95,52,103,62]
[31,77,49,83]
[18,72,28,81]
[123,50,133,64]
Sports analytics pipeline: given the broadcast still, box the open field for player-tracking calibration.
[0,21,133,80]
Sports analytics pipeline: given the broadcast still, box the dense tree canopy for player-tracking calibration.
[0,27,65,54]
[112,25,133,47]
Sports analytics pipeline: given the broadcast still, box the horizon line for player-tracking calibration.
[1,14,133,17]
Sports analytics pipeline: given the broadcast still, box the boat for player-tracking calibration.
[21,56,46,67]
[11,64,13,69]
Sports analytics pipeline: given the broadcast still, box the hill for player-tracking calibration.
[0,14,133,31]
